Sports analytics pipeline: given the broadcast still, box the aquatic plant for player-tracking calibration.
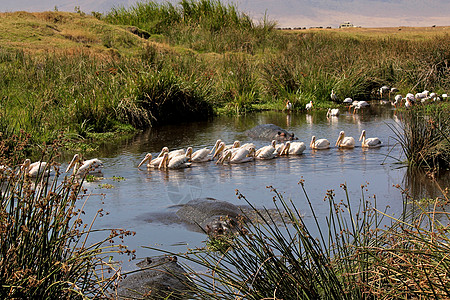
[147,179,450,299]
[389,103,450,170]
[0,135,134,298]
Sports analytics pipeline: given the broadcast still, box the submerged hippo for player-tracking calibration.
[117,255,195,299]
[245,124,298,141]
[140,198,247,236]
[176,197,246,235]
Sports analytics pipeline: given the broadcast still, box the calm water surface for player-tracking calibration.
[75,105,448,269]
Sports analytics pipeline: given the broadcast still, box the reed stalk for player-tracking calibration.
[0,134,134,298]
[146,179,450,299]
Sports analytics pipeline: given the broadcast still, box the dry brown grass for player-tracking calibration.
[289,26,450,41]
[0,11,146,58]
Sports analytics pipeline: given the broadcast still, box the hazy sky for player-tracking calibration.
[2,0,449,28]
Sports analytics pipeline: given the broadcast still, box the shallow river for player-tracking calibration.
[75,105,447,269]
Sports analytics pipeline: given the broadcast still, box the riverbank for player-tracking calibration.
[1,1,449,150]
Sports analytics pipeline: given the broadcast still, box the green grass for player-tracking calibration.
[0,1,449,147]
[389,102,450,170]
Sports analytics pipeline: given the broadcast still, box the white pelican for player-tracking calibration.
[282,141,306,155]
[310,136,330,150]
[389,87,399,100]
[138,153,164,168]
[359,130,382,148]
[217,147,255,164]
[380,85,390,99]
[335,131,355,149]
[21,159,50,177]
[209,139,222,154]
[66,154,103,176]
[285,100,292,111]
[305,101,313,110]
[330,90,337,102]
[343,97,353,104]
[352,101,370,113]
[393,94,403,107]
[327,108,340,117]
[158,152,191,169]
[405,97,413,108]
[405,93,415,103]
[157,147,186,159]
[186,147,213,162]
[255,140,277,160]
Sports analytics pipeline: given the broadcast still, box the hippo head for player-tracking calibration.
[276,131,298,141]
[204,216,238,236]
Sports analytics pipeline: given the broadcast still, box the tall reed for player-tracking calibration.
[389,103,449,170]
[147,180,450,299]
[0,134,134,298]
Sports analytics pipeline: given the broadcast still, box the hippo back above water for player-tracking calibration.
[245,124,297,141]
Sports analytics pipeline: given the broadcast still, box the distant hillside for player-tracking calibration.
[0,11,150,58]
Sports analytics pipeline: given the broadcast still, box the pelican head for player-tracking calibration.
[158,152,169,169]
[247,146,256,157]
[310,136,316,148]
[216,150,231,164]
[157,147,169,158]
[210,139,222,154]
[336,131,345,147]
[232,140,241,148]
[186,147,193,159]
[359,130,366,141]
[66,154,81,173]
[213,142,226,159]
[281,141,291,155]
[138,153,152,168]
[21,158,31,173]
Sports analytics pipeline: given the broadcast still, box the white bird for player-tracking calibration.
[157,147,185,159]
[217,147,255,164]
[335,131,355,149]
[359,130,382,148]
[327,108,340,117]
[66,154,103,176]
[255,140,277,160]
[380,86,390,99]
[310,136,330,150]
[305,101,313,110]
[405,97,413,108]
[285,100,292,111]
[405,93,415,102]
[21,159,50,177]
[393,94,403,107]
[343,97,353,104]
[442,93,448,99]
[281,141,306,155]
[352,101,370,113]
[158,152,191,169]
[389,87,399,100]
[330,90,337,102]
[138,153,164,168]
[209,139,222,154]
[186,147,213,162]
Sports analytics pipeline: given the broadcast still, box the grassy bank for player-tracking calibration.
[0,1,449,147]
